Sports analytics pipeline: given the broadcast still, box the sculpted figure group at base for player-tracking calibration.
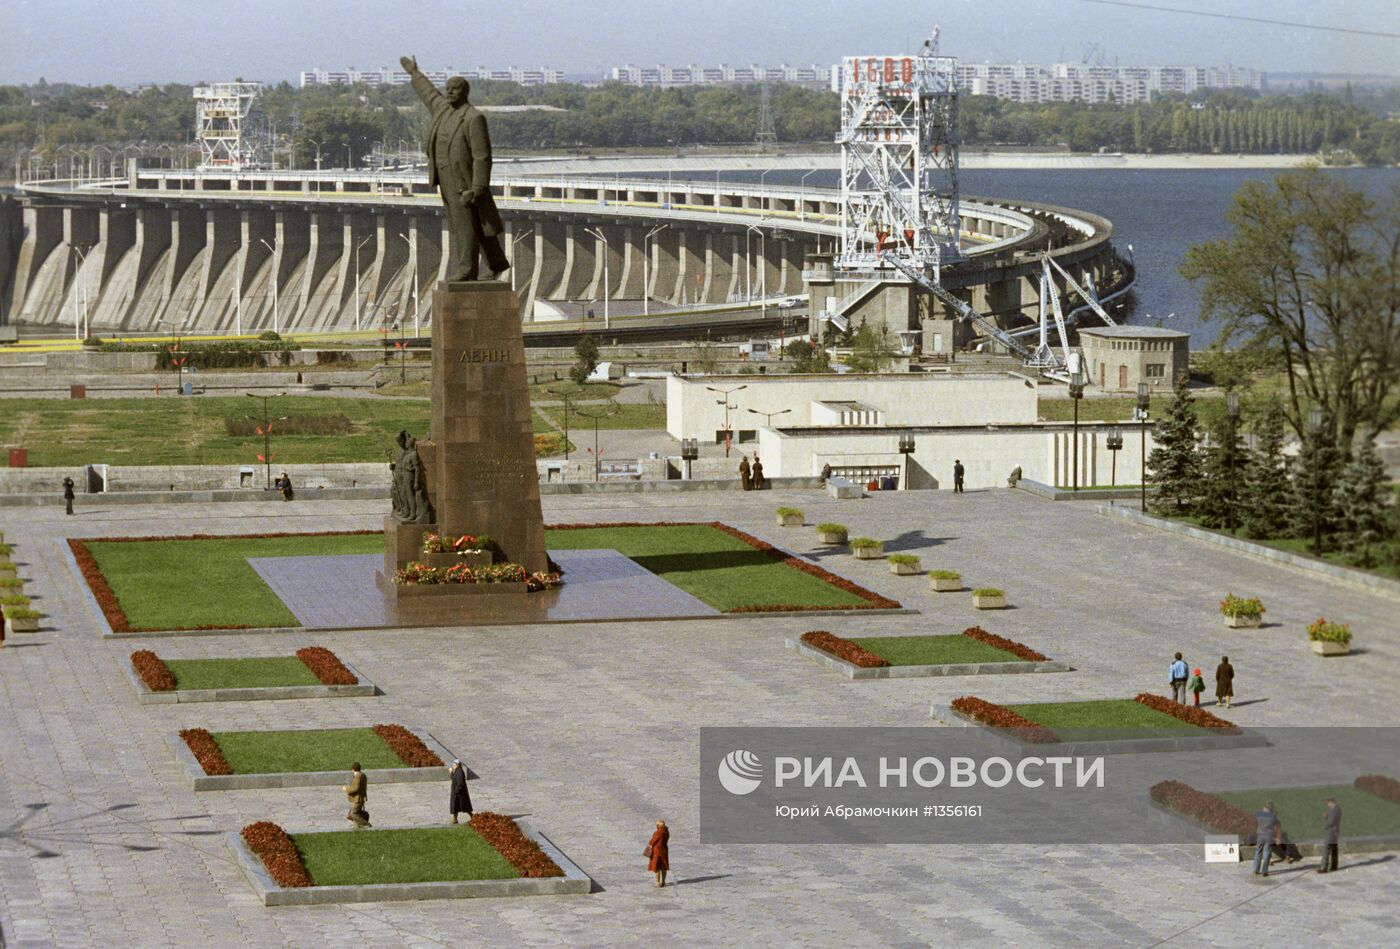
[390,430,432,524]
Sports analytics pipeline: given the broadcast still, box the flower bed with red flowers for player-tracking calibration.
[295,646,358,686]
[130,650,176,691]
[180,728,232,775]
[372,724,443,767]
[392,561,528,585]
[960,626,1048,662]
[1132,693,1239,732]
[548,521,899,612]
[1149,780,1257,841]
[241,821,311,888]
[799,630,890,668]
[468,812,564,878]
[949,696,1060,744]
[1355,774,1400,805]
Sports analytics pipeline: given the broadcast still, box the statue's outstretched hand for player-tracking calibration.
[400,55,417,73]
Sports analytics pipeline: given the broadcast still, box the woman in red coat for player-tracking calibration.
[645,820,670,887]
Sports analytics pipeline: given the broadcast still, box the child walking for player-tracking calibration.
[1188,667,1206,707]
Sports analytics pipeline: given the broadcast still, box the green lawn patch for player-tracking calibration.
[851,634,1025,666]
[1005,699,1199,731]
[212,727,404,774]
[545,524,873,611]
[292,826,520,886]
[83,533,381,629]
[165,657,321,691]
[1213,785,1400,840]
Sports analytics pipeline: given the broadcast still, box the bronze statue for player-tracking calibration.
[391,429,432,523]
[401,54,510,282]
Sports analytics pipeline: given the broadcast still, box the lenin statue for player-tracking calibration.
[401,55,510,282]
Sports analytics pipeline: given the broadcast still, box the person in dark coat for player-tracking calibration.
[751,455,765,490]
[278,471,294,502]
[344,762,370,828]
[449,759,473,823]
[62,476,76,515]
[1215,656,1235,708]
[953,459,965,493]
[1251,801,1277,876]
[738,456,752,490]
[1270,822,1302,864]
[645,819,670,887]
[820,463,832,485]
[1319,798,1342,873]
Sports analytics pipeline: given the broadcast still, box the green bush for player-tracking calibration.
[1306,618,1352,644]
[887,554,920,565]
[0,595,30,607]
[849,537,882,549]
[0,543,12,556]
[928,570,961,580]
[972,587,1005,598]
[816,523,847,534]
[1218,594,1265,618]
[775,507,803,518]
[258,330,283,341]
[100,339,295,369]
[0,577,22,588]
[3,607,40,619]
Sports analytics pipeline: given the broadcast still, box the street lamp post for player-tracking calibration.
[397,232,420,338]
[258,238,279,335]
[545,388,573,461]
[68,244,90,341]
[898,433,916,490]
[574,403,620,481]
[680,438,699,480]
[643,224,667,315]
[354,235,372,332]
[1069,370,1086,491]
[1226,391,1241,533]
[745,224,768,318]
[157,319,184,394]
[799,169,818,220]
[584,226,610,329]
[1137,383,1151,513]
[234,239,244,335]
[1308,406,1325,553]
[245,391,287,489]
[510,228,533,295]
[1106,428,1123,487]
[705,384,747,457]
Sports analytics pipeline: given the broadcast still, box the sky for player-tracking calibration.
[1,0,1398,86]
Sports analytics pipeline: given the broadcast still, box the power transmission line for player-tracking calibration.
[1073,0,1400,39]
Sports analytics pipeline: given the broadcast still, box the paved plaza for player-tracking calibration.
[0,488,1397,947]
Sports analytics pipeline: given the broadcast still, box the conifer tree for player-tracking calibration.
[1197,409,1252,532]
[1332,433,1392,566]
[1146,375,1203,515]
[1239,400,1292,539]
[1290,416,1344,552]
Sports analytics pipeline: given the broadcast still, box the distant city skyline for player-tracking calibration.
[2,0,1397,86]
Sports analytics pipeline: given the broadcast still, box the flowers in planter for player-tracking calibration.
[295,646,358,686]
[1149,781,1257,840]
[392,561,529,585]
[372,723,444,767]
[180,728,232,775]
[1219,594,1265,619]
[131,650,177,691]
[961,626,1048,662]
[1133,693,1239,732]
[421,532,494,554]
[949,696,1059,743]
[241,822,312,888]
[1306,618,1352,644]
[526,571,564,592]
[469,812,564,878]
[800,630,890,668]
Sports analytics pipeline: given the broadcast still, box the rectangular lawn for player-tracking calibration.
[165,657,321,691]
[1005,700,1199,731]
[1213,786,1400,840]
[292,826,520,886]
[544,524,871,611]
[212,727,405,774]
[851,634,1025,666]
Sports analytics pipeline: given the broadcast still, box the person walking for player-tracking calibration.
[278,471,294,502]
[1188,667,1206,707]
[62,476,75,516]
[1169,652,1189,704]
[1251,801,1278,877]
[1319,798,1342,873]
[953,459,965,493]
[344,762,370,828]
[738,456,752,491]
[1215,656,1235,708]
[820,462,832,486]
[448,759,473,823]
[645,819,670,888]
[752,455,765,491]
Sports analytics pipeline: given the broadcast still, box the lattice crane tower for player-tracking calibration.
[835,39,961,278]
[194,82,271,171]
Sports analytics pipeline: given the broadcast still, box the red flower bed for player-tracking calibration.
[548,521,900,612]
[295,646,358,686]
[372,724,443,767]
[468,812,564,878]
[130,650,176,691]
[1355,774,1400,805]
[949,696,1060,744]
[1132,693,1240,732]
[799,630,890,668]
[1149,780,1257,841]
[180,728,232,776]
[241,822,312,888]
[961,626,1048,662]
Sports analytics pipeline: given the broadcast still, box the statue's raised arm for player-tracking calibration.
[400,54,444,111]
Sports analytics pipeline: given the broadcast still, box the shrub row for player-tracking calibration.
[372,724,443,768]
[1355,774,1400,805]
[961,626,1048,662]
[241,822,312,888]
[468,812,564,878]
[799,630,890,668]
[224,414,353,437]
[949,696,1060,744]
[101,339,295,369]
[295,646,358,686]
[1149,780,1258,841]
[1132,693,1239,732]
[180,728,232,775]
[130,650,176,691]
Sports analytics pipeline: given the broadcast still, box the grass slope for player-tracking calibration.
[1214,785,1400,840]
[293,826,520,886]
[212,727,405,774]
[544,524,869,611]
[1005,699,1198,730]
[165,657,320,690]
[851,634,1024,666]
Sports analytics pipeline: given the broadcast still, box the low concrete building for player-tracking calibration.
[1078,326,1189,392]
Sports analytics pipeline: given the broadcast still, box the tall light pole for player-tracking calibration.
[245,391,287,489]
[545,387,573,461]
[584,226,610,329]
[747,407,791,427]
[1226,391,1241,533]
[258,238,279,335]
[575,403,620,481]
[898,433,916,490]
[799,169,818,220]
[745,224,768,317]
[706,384,747,457]
[309,138,323,171]
[234,239,244,336]
[1069,369,1086,490]
[354,235,373,332]
[1308,406,1325,553]
[68,244,90,340]
[157,318,184,394]
[397,231,420,338]
[643,224,667,315]
[1136,383,1150,513]
[510,228,533,294]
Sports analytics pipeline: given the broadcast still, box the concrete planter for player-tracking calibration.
[4,616,39,634]
[889,561,920,575]
[1310,639,1350,657]
[818,530,848,545]
[776,513,804,527]
[972,593,1006,610]
[852,545,884,560]
[422,550,493,569]
[1224,614,1262,629]
[929,576,962,592]
[0,566,16,580]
